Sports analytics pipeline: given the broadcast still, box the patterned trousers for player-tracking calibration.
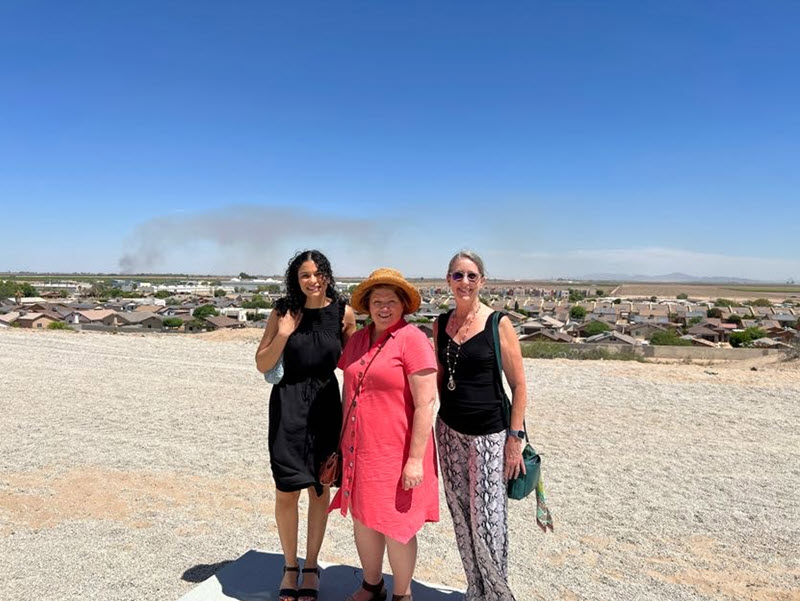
[436,418,517,601]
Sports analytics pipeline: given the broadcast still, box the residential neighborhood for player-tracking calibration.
[2,277,798,353]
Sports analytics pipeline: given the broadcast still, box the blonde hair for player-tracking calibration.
[447,250,486,277]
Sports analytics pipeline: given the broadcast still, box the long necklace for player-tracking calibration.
[445,304,480,391]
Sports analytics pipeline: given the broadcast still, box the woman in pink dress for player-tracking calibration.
[330,268,439,601]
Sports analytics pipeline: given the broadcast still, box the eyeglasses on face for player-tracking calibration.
[449,271,481,282]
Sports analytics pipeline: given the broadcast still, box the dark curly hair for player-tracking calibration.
[274,250,340,315]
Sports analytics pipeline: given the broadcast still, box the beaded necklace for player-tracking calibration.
[445,303,480,391]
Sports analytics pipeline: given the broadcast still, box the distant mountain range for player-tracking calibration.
[572,272,764,284]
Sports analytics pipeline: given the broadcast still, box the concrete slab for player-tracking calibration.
[178,550,465,601]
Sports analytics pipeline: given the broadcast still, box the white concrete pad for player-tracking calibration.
[179,550,464,601]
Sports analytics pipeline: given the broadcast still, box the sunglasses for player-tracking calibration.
[449,271,481,282]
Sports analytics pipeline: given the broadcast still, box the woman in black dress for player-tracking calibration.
[256,250,356,601]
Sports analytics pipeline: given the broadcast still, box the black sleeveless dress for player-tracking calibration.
[268,299,344,495]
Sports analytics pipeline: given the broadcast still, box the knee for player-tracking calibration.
[276,490,302,508]
[307,487,330,505]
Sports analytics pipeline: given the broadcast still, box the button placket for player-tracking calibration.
[341,336,386,515]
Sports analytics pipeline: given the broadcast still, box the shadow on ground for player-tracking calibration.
[183,561,235,583]
[180,550,464,601]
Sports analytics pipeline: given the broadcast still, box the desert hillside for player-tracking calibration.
[1,328,797,601]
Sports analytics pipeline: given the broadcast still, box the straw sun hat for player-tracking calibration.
[350,267,421,315]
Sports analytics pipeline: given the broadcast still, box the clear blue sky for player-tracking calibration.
[1,1,798,280]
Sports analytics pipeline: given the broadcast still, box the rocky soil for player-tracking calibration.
[1,328,798,601]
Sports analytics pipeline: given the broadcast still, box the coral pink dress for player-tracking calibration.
[329,319,439,544]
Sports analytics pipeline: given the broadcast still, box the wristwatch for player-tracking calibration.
[507,428,525,440]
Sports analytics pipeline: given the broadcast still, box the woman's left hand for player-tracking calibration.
[402,457,424,490]
[504,437,526,481]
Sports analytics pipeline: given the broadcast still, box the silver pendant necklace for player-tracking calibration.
[445,304,479,391]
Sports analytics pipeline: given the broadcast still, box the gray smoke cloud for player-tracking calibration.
[119,204,384,274]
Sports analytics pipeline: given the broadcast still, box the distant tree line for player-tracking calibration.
[0,280,38,298]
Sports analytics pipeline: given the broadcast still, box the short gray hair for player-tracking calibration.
[447,250,486,277]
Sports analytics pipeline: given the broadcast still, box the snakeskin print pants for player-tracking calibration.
[436,418,517,601]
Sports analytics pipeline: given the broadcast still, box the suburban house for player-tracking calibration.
[116,312,160,326]
[627,323,667,340]
[680,335,717,347]
[16,313,58,329]
[62,309,118,325]
[687,325,722,343]
[584,331,638,345]
[519,329,573,343]
[140,315,166,330]
[0,311,20,327]
[204,315,244,330]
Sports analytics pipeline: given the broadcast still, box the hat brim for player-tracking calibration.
[350,276,421,315]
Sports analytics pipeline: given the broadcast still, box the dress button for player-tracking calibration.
[351,416,356,422]
[360,359,365,365]
[349,462,353,467]
[351,401,357,407]
[344,491,349,497]
[349,446,354,452]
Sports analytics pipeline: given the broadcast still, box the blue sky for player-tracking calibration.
[1,1,798,280]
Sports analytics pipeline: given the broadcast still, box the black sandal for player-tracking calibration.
[298,566,320,601]
[345,577,387,601]
[279,565,300,600]
[392,595,412,601]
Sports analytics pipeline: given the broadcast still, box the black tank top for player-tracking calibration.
[437,310,506,435]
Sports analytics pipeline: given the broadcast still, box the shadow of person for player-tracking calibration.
[182,561,234,583]
[179,550,464,601]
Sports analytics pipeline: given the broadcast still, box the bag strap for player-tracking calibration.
[435,310,452,354]
[337,333,389,446]
[338,298,346,344]
[490,311,529,442]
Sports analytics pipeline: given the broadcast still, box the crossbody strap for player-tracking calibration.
[490,311,529,442]
[337,334,389,444]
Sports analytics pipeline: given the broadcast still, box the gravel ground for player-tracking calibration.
[1,328,798,601]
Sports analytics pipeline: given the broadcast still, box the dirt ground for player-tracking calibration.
[1,328,798,601]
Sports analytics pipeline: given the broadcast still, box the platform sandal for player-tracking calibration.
[298,566,320,601]
[279,565,300,601]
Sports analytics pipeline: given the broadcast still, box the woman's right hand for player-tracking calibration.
[277,310,302,338]
[402,457,424,490]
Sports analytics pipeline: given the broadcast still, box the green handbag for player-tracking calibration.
[491,313,554,532]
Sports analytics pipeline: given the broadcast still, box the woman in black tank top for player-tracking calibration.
[433,250,527,601]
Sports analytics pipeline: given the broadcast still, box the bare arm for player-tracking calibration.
[254,309,301,373]
[342,304,357,344]
[499,315,527,431]
[432,318,444,391]
[402,368,438,490]
[498,315,528,480]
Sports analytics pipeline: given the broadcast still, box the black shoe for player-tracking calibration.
[346,577,387,601]
[298,566,320,601]
[279,565,300,600]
